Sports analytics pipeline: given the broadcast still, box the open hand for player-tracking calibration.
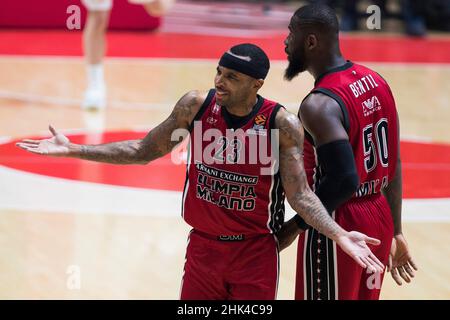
[337,231,384,274]
[16,125,70,156]
[388,234,418,285]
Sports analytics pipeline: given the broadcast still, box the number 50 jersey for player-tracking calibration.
[303,61,399,199]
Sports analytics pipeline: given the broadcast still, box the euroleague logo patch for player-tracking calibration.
[247,114,267,136]
[254,114,267,126]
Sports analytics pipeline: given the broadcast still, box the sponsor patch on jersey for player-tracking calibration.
[247,114,268,136]
[362,95,382,116]
[212,104,221,115]
[217,234,245,241]
[254,114,267,126]
[206,116,218,124]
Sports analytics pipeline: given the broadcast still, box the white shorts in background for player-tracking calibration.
[81,0,162,12]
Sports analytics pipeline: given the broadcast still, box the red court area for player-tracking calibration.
[1,130,449,199]
[1,30,450,63]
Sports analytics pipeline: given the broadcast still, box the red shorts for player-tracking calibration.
[180,230,279,300]
[295,194,394,300]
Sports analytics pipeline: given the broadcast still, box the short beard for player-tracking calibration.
[284,58,306,81]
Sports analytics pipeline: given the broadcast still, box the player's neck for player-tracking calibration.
[309,54,347,81]
[225,96,258,117]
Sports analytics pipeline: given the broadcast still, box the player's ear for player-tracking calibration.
[254,79,264,90]
[306,34,318,50]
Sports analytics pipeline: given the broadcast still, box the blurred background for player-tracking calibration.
[0,0,449,299]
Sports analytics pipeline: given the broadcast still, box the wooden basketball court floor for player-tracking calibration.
[0,36,449,299]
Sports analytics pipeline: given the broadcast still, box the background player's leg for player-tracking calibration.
[335,198,394,300]
[295,231,307,300]
[358,196,394,300]
[333,206,374,300]
[81,0,112,110]
[297,225,363,300]
[130,0,176,17]
[358,264,387,300]
[334,237,365,299]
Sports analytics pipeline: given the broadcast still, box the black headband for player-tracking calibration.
[218,51,269,80]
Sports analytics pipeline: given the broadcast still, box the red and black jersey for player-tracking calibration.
[182,89,285,236]
[302,61,399,199]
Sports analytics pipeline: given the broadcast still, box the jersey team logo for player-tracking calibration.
[212,104,221,115]
[207,104,221,124]
[362,95,382,116]
[254,114,267,126]
[206,116,217,125]
[247,114,267,136]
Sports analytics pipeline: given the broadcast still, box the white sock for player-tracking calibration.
[87,64,105,89]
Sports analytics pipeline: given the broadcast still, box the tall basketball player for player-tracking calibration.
[81,0,175,110]
[279,4,417,299]
[17,43,384,299]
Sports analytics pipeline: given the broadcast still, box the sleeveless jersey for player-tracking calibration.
[182,89,285,236]
[302,61,399,200]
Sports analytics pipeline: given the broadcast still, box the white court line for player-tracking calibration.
[0,90,172,111]
[0,136,12,144]
[0,164,181,217]
[0,164,449,222]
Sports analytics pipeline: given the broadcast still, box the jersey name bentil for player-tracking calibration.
[348,73,379,98]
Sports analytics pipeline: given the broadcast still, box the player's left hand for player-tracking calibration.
[387,234,418,285]
[336,231,384,274]
[276,223,304,252]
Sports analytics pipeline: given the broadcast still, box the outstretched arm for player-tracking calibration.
[276,108,384,273]
[17,90,206,165]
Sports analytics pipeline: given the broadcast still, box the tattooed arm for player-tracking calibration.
[276,108,384,272]
[276,108,344,240]
[16,90,206,164]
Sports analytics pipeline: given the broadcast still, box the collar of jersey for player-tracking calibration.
[314,60,354,87]
[221,95,264,130]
